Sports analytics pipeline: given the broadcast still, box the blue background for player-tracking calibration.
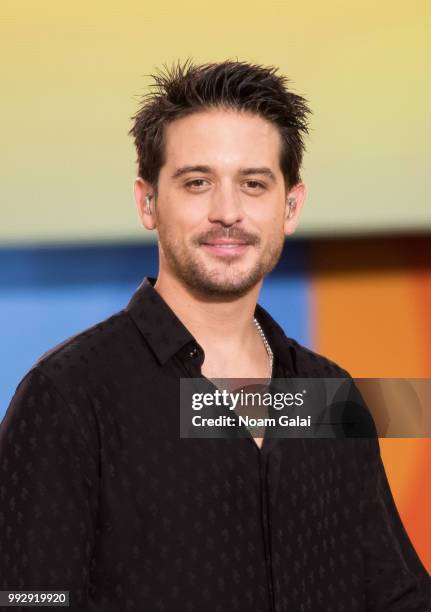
[0,240,311,417]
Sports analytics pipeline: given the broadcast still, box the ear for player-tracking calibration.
[134,177,157,231]
[284,182,306,236]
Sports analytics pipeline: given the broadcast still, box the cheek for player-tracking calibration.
[158,210,205,250]
[162,190,207,228]
[252,206,285,237]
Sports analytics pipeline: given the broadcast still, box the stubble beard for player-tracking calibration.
[157,224,285,299]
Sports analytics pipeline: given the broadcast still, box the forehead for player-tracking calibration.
[162,108,282,171]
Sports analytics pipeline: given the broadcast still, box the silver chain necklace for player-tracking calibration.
[253,317,273,380]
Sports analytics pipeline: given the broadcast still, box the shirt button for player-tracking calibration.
[189,346,199,358]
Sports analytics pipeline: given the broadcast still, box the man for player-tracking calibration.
[1,60,430,611]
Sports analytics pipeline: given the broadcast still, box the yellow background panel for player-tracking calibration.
[1,1,430,243]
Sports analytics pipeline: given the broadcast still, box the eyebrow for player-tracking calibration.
[171,165,211,179]
[171,165,276,182]
[239,167,276,182]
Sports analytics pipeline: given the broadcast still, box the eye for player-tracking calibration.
[185,178,210,190]
[244,180,266,191]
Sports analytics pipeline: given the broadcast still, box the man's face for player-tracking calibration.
[140,108,302,297]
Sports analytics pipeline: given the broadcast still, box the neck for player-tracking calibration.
[153,271,263,352]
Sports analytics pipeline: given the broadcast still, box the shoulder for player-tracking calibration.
[24,306,148,396]
[256,302,351,379]
[35,309,131,371]
[4,308,139,450]
[285,336,351,378]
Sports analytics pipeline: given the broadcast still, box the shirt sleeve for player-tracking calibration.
[0,367,99,610]
[358,436,431,610]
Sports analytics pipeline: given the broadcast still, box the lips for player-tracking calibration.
[203,241,249,247]
[200,240,251,256]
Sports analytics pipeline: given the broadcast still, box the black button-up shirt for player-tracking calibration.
[1,276,430,611]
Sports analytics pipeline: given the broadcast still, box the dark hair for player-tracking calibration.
[129,59,311,192]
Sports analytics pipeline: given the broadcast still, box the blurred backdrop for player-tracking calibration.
[1,0,430,569]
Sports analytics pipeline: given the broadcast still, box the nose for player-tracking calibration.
[207,183,244,226]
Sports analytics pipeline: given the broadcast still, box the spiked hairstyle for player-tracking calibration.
[129,59,311,193]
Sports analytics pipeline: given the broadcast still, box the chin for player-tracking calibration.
[186,266,264,297]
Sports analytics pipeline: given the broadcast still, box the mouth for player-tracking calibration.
[200,241,251,257]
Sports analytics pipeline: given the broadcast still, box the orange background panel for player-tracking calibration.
[311,235,431,571]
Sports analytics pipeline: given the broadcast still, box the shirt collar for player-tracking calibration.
[126,276,295,374]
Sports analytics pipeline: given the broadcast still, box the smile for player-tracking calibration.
[201,243,250,256]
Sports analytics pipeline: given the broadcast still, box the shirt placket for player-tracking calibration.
[178,341,282,612]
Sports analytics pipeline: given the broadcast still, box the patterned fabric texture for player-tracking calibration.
[1,277,430,611]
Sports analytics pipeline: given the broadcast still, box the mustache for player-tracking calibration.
[195,227,260,245]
